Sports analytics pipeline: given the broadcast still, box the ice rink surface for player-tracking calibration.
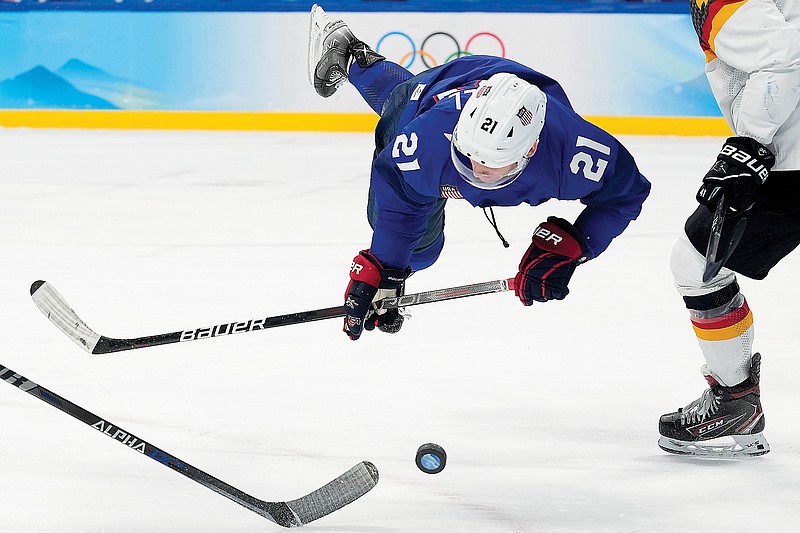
[1,128,799,532]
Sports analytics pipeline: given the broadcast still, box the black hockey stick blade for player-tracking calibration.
[702,196,747,282]
[702,216,747,283]
[702,195,728,282]
[30,278,515,354]
[0,363,378,527]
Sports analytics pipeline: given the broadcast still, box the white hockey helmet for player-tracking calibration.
[451,73,547,190]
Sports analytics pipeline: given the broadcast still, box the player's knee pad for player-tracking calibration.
[670,231,736,297]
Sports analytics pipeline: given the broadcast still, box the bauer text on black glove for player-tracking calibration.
[344,250,410,340]
[515,217,590,305]
[696,136,775,214]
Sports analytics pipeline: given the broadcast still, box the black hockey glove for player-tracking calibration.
[514,217,590,305]
[344,250,410,341]
[697,136,775,214]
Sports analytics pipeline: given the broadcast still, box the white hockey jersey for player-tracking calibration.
[691,0,800,169]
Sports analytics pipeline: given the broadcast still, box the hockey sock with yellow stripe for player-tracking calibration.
[683,281,754,387]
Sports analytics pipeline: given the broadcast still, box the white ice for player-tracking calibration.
[1,128,799,532]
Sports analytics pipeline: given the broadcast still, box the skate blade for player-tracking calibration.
[307,4,334,86]
[658,433,770,458]
[307,5,323,86]
[307,5,349,94]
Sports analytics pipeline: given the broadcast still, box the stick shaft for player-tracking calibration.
[0,364,290,525]
[0,364,378,527]
[31,278,515,354]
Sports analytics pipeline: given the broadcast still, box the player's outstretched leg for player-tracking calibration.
[658,353,769,457]
[307,4,385,98]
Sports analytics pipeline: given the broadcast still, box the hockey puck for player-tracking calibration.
[415,442,446,474]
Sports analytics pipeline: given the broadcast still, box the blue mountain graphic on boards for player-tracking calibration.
[0,65,117,109]
[0,59,171,109]
[56,58,170,109]
[57,59,123,84]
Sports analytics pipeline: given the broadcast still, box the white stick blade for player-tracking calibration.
[30,281,101,353]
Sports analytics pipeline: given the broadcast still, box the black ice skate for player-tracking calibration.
[658,353,769,457]
[307,4,384,98]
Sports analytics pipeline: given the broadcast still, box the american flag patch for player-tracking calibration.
[476,85,492,98]
[517,106,533,126]
[440,185,464,199]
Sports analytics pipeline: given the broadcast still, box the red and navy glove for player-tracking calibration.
[344,250,410,341]
[697,136,775,214]
[514,217,590,305]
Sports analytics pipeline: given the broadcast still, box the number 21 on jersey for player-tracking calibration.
[570,136,610,182]
[392,133,420,171]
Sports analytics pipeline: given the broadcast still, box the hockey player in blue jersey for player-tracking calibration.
[308,4,651,341]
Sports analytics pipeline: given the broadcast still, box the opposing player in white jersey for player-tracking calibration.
[659,0,800,457]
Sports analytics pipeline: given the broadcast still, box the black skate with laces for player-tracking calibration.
[307,4,385,98]
[658,353,769,457]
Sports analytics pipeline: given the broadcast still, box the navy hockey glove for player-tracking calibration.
[697,136,775,214]
[514,217,590,305]
[344,250,410,341]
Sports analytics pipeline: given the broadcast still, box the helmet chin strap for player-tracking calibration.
[482,207,510,248]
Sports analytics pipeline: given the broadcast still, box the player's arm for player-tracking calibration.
[514,137,650,305]
[569,139,651,258]
[698,0,800,143]
[343,133,439,341]
[367,124,442,269]
[691,0,799,213]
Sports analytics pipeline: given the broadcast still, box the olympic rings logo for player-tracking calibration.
[375,31,506,70]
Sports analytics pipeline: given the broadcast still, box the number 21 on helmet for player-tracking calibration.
[451,73,547,190]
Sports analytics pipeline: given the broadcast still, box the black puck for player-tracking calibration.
[415,442,446,474]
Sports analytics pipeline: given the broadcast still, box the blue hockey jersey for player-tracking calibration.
[368,55,651,269]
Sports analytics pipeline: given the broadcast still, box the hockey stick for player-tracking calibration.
[702,196,748,282]
[0,363,377,527]
[31,278,516,354]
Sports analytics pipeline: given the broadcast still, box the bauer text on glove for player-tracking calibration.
[696,136,775,214]
[514,217,590,305]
